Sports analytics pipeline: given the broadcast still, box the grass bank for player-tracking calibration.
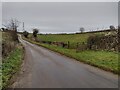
[2,46,24,89]
[23,37,119,74]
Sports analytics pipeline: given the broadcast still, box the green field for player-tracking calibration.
[38,31,109,42]
[38,34,89,43]
[39,34,86,48]
[37,31,111,49]
[38,34,89,48]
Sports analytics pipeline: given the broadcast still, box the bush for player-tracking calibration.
[23,31,29,38]
[2,31,19,58]
[87,34,118,51]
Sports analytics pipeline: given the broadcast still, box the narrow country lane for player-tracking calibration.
[12,35,118,88]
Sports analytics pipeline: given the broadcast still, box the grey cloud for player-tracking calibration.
[2,2,118,33]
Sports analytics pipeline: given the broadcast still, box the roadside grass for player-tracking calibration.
[2,31,24,89]
[23,37,119,74]
[2,46,24,89]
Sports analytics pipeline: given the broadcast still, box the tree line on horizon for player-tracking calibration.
[0,19,119,37]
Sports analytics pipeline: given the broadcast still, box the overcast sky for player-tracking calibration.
[2,2,118,33]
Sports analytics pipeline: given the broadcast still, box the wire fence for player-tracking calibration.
[38,40,87,52]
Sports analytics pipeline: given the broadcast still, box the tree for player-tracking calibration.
[33,28,39,37]
[109,25,115,30]
[23,31,29,38]
[3,19,20,32]
[3,19,20,41]
[80,27,85,33]
[1,28,5,31]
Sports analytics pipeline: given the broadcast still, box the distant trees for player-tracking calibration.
[33,28,39,37]
[23,31,29,38]
[80,27,85,33]
[109,25,115,30]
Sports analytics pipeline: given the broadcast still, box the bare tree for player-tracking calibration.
[2,19,20,41]
[3,19,20,32]
[80,27,85,33]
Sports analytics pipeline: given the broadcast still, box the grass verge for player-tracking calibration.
[23,37,119,74]
[2,45,24,89]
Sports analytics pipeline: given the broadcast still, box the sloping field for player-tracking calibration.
[38,30,111,42]
[37,30,112,48]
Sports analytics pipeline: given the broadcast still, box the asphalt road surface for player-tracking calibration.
[12,35,118,88]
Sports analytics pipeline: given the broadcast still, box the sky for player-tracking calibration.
[0,3,1,28]
[1,0,120,2]
[2,2,118,34]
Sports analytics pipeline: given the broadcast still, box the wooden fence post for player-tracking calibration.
[68,41,70,49]
[76,42,79,53]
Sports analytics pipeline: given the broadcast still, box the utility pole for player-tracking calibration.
[23,22,24,31]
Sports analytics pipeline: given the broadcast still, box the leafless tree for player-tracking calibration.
[2,19,20,41]
[3,19,20,32]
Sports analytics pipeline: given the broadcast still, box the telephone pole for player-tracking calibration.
[23,22,25,31]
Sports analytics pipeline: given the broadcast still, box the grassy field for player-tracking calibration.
[36,30,111,49]
[23,37,119,74]
[38,34,89,43]
[37,30,110,42]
